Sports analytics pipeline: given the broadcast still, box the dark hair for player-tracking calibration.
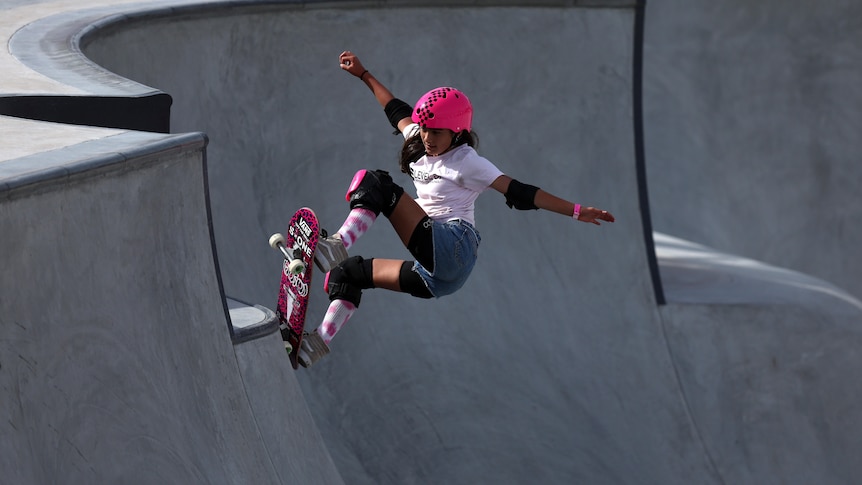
[399,130,478,175]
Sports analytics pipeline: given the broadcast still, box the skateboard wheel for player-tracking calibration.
[269,233,286,249]
[284,342,293,354]
[287,259,306,275]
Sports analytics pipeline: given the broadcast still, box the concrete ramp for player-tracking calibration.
[0,129,341,484]
[78,2,713,483]
[3,1,862,484]
[657,233,862,484]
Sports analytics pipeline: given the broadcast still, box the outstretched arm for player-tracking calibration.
[490,175,615,225]
[339,51,414,133]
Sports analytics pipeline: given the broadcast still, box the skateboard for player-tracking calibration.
[269,207,320,369]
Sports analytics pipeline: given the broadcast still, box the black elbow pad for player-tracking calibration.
[384,98,413,131]
[505,179,539,210]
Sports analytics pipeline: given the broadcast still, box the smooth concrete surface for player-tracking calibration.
[643,0,862,300]
[81,4,683,483]
[0,115,123,162]
[656,233,862,310]
[2,1,862,484]
[0,0,169,94]
[0,127,343,483]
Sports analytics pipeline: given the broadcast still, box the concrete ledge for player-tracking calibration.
[2,0,640,98]
[0,128,207,197]
[3,1,858,483]
[656,232,862,311]
[228,296,280,344]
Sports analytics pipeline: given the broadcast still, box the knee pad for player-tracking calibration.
[324,255,375,307]
[345,169,404,217]
[399,261,433,299]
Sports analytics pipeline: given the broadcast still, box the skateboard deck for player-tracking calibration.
[272,207,320,369]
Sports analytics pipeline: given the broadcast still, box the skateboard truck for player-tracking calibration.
[269,233,306,275]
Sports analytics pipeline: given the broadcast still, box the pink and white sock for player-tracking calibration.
[317,299,357,344]
[336,208,377,250]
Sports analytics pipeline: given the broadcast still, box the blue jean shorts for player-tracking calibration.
[413,219,481,297]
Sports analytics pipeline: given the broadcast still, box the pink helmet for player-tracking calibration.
[412,87,473,132]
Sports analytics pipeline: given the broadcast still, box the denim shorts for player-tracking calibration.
[413,219,481,297]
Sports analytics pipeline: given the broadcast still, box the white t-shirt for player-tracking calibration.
[402,123,503,226]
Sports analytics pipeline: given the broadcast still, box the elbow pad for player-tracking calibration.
[384,98,413,131]
[505,179,540,210]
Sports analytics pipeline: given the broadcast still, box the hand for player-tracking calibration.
[577,207,615,225]
[339,51,367,79]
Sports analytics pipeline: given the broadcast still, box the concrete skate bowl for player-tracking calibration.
[2,1,862,484]
[642,0,862,301]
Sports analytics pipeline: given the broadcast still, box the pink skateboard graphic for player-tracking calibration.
[269,207,320,369]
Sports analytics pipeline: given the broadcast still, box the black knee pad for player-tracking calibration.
[345,169,404,217]
[399,261,433,299]
[325,255,375,306]
[407,216,435,273]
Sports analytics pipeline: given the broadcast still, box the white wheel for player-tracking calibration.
[288,259,306,275]
[269,233,285,249]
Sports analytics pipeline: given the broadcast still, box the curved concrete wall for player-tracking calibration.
[0,131,335,483]
[643,0,862,300]
[80,4,686,483]
[2,1,862,484]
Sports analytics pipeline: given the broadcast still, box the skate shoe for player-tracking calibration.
[314,233,348,273]
[298,331,330,368]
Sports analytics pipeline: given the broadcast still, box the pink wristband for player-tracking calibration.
[573,203,581,220]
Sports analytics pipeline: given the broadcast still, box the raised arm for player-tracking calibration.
[339,51,414,133]
[490,175,615,225]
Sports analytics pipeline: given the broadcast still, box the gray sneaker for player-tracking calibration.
[298,331,330,368]
[315,233,348,273]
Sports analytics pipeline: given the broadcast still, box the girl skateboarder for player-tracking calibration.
[299,51,615,367]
